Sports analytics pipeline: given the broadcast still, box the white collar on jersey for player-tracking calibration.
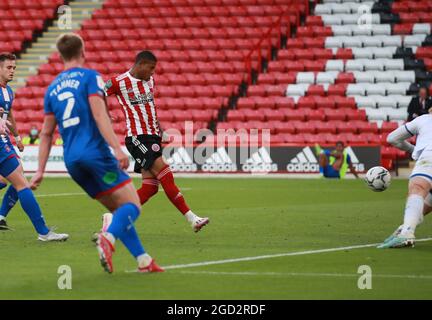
[127,71,152,84]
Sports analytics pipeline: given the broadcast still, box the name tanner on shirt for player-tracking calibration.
[49,72,84,97]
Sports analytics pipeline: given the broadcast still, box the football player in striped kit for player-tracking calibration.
[104,51,209,233]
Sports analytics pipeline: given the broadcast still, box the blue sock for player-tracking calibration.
[107,203,140,239]
[0,185,18,218]
[17,188,49,235]
[106,203,145,257]
[0,182,7,190]
[120,225,146,258]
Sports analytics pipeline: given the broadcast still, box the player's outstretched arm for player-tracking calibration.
[387,125,415,153]
[0,118,11,135]
[89,95,129,169]
[348,162,359,178]
[30,114,56,190]
[7,110,24,152]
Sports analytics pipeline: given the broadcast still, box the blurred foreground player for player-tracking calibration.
[0,97,24,230]
[104,50,209,232]
[0,53,68,241]
[29,34,163,273]
[314,141,358,179]
[378,114,432,248]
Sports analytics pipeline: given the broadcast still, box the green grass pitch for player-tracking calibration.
[0,177,431,299]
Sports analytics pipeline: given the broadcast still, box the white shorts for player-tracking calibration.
[410,152,432,183]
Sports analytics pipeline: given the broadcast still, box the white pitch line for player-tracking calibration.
[0,188,192,199]
[35,192,86,198]
[174,270,432,280]
[0,192,87,200]
[163,238,432,270]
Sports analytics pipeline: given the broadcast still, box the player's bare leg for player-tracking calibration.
[97,181,163,273]
[0,175,7,187]
[318,153,328,168]
[331,153,343,171]
[148,156,209,232]
[5,165,68,241]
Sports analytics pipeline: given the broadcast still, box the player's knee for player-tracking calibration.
[408,178,430,197]
[7,171,29,191]
[129,195,141,209]
[318,154,327,165]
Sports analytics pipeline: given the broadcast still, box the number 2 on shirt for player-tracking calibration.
[58,91,80,128]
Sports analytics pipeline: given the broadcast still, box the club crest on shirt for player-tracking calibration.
[105,79,112,90]
[152,144,160,152]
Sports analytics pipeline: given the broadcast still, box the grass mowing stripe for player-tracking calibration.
[175,271,432,280]
[162,238,432,270]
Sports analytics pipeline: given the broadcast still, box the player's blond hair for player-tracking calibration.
[56,33,84,62]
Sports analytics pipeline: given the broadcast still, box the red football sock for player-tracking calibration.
[137,178,159,205]
[157,165,190,215]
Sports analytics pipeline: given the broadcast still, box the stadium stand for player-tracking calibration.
[1,0,66,136]
[0,0,64,53]
[217,0,432,169]
[9,0,432,169]
[14,0,308,143]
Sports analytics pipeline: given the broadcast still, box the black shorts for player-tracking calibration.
[125,135,162,173]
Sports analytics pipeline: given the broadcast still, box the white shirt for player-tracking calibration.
[388,114,432,160]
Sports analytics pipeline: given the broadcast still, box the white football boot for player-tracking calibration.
[38,230,69,242]
[192,216,210,233]
[185,211,210,233]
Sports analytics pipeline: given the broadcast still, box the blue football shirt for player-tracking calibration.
[44,67,110,162]
[0,84,14,145]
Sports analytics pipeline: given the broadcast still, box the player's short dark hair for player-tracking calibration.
[336,140,344,146]
[56,33,84,62]
[0,53,16,63]
[135,51,157,65]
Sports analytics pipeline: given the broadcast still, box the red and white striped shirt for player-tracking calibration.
[105,71,160,137]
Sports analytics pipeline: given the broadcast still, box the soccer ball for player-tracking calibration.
[365,166,391,192]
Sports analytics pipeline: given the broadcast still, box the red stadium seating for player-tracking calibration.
[13,0,306,139]
[0,0,64,53]
[13,0,417,170]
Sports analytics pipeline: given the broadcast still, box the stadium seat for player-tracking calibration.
[326,60,344,72]
[315,71,336,84]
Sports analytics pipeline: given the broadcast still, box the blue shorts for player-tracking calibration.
[65,154,131,199]
[323,165,340,178]
[0,141,20,178]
